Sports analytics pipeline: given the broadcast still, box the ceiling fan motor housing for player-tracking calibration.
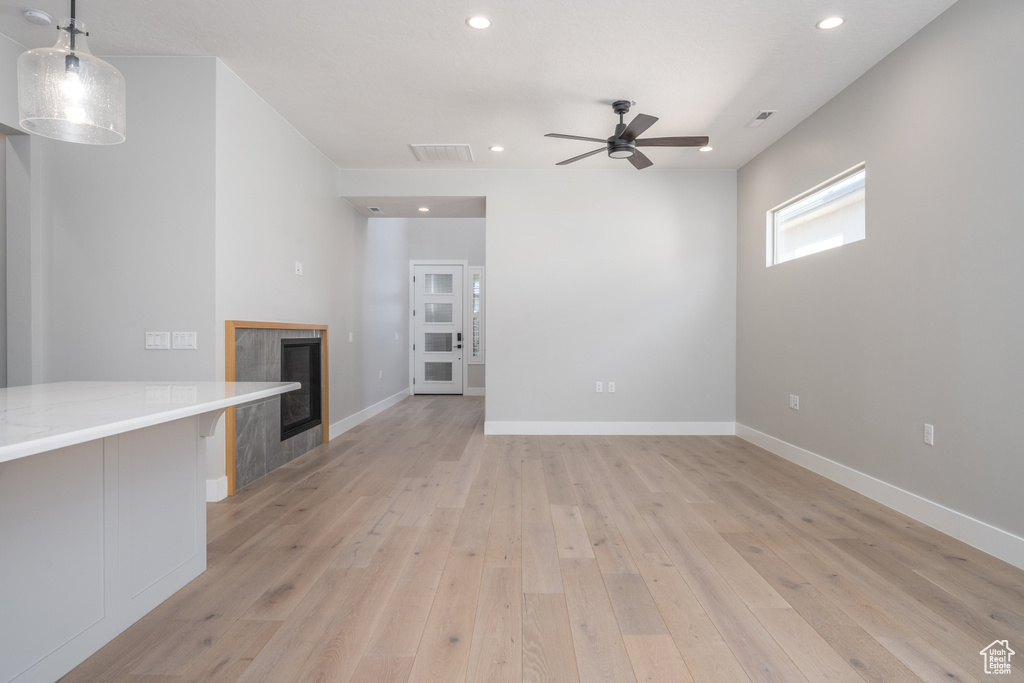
[607,135,636,159]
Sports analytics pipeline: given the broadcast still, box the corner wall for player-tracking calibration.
[213,60,373,487]
[736,0,1024,562]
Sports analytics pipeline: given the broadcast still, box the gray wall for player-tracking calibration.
[44,57,217,383]
[4,28,49,386]
[373,216,487,390]
[358,219,411,399]
[409,217,486,389]
[408,217,486,266]
[736,0,1024,537]
[0,44,413,489]
[0,54,217,386]
[213,60,394,481]
[340,170,737,428]
[0,33,19,127]
[0,133,6,387]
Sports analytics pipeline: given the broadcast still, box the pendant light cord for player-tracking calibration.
[66,0,87,51]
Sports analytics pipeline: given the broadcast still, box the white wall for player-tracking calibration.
[736,0,1024,551]
[339,169,737,432]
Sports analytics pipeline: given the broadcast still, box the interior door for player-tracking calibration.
[413,264,463,394]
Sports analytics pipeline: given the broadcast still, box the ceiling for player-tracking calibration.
[1,0,957,171]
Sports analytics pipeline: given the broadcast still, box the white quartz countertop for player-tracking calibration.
[0,381,300,464]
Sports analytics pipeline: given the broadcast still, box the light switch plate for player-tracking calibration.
[172,332,198,350]
[145,332,171,350]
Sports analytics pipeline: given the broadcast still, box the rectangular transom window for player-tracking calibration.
[768,163,866,266]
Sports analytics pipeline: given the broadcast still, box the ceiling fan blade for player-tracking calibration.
[545,133,608,143]
[636,136,710,147]
[628,149,653,170]
[556,147,607,166]
[619,113,658,142]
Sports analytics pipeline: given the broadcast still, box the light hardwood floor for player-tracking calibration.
[63,396,1024,682]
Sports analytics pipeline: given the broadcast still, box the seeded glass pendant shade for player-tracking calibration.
[18,2,126,145]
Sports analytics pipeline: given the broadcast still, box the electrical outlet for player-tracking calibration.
[608,381,616,393]
[924,423,934,446]
[596,381,603,393]
[789,394,800,410]
[295,261,304,276]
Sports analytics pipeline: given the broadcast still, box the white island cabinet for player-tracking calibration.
[0,381,298,683]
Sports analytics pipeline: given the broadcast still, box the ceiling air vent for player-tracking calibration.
[410,144,474,162]
[746,110,777,128]
[367,206,383,214]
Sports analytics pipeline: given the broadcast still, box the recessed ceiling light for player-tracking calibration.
[816,16,844,30]
[467,16,492,29]
[489,145,504,152]
[699,145,713,152]
[418,207,430,212]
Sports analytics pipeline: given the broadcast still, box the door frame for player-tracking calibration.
[409,260,469,395]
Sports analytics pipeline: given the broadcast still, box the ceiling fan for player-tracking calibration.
[545,100,709,170]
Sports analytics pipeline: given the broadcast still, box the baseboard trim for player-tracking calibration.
[736,423,1024,571]
[206,476,228,503]
[329,389,410,440]
[464,387,485,397]
[484,421,736,436]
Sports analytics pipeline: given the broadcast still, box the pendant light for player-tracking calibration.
[17,0,126,145]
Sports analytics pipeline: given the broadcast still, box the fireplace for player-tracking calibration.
[227,321,328,494]
[280,337,323,441]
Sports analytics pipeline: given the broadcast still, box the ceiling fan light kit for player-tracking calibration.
[545,100,708,169]
[17,0,126,145]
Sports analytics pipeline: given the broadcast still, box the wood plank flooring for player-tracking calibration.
[63,396,1024,682]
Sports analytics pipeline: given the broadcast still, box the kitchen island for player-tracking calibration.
[0,381,299,683]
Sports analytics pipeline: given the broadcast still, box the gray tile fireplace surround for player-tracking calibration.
[234,327,323,490]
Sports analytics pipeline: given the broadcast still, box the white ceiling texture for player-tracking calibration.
[1,0,956,174]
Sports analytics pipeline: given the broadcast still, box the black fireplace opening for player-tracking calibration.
[280,337,322,441]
